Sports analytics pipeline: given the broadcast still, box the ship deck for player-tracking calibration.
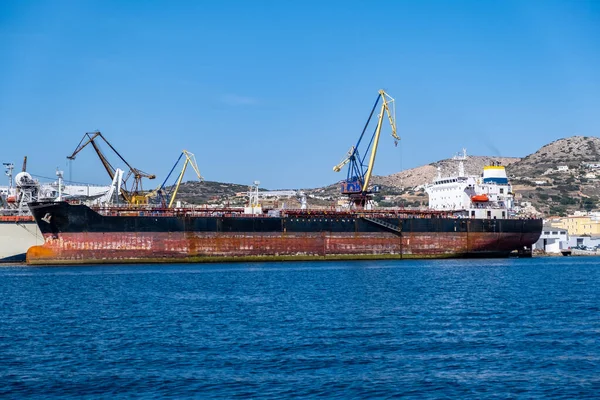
[86,204,456,219]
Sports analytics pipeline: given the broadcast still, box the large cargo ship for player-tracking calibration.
[25,200,541,265]
[24,92,543,264]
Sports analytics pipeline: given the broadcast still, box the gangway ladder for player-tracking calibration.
[361,216,402,235]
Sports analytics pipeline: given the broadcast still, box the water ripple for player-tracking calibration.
[0,258,599,398]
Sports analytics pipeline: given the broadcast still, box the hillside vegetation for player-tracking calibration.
[506,136,600,216]
[174,136,600,215]
[507,136,600,178]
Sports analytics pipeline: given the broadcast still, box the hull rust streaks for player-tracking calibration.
[26,202,542,265]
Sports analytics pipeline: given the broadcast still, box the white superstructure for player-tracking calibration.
[0,166,119,215]
[425,149,514,219]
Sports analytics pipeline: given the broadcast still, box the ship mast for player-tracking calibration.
[3,162,14,190]
[453,148,467,177]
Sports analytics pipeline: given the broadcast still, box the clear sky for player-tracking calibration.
[1,0,599,190]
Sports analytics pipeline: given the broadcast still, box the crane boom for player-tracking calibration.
[66,131,156,204]
[168,150,203,208]
[332,146,354,172]
[333,89,400,206]
[361,90,399,192]
[91,139,116,179]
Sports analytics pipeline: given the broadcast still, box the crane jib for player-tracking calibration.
[66,131,156,204]
[333,90,399,206]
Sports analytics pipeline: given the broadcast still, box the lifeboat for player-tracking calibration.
[471,194,489,202]
[6,195,16,203]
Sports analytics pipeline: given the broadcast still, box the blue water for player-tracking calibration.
[0,258,599,398]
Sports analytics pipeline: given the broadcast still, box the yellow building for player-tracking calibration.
[549,216,600,236]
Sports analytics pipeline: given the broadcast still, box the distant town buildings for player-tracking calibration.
[548,214,600,236]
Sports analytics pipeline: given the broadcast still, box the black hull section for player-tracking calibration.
[29,202,542,236]
[26,202,543,264]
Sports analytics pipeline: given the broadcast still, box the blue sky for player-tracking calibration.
[1,0,599,189]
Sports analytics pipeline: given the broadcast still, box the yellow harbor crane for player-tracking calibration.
[333,89,399,206]
[147,150,203,208]
[168,150,203,208]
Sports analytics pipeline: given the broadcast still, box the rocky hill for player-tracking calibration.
[505,136,600,215]
[506,136,600,177]
[170,180,251,206]
[374,156,520,188]
[173,136,600,215]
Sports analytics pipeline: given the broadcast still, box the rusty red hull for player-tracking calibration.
[26,231,541,265]
[26,202,542,265]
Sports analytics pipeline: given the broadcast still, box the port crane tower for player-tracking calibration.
[333,89,400,207]
[67,131,156,204]
[147,150,203,207]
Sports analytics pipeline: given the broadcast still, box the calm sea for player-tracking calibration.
[0,258,598,398]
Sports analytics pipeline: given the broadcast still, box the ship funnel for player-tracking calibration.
[482,165,508,184]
